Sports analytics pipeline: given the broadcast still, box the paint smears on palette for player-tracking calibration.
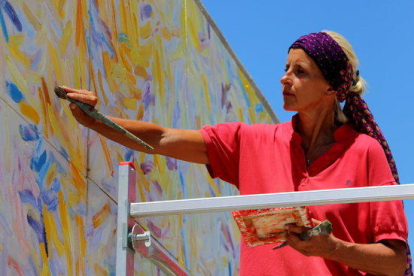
[232,207,313,247]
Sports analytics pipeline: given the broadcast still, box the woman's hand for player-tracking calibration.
[285,219,338,259]
[61,86,98,127]
[285,219,407,275]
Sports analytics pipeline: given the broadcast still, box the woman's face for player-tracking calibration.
[280,48,333,112]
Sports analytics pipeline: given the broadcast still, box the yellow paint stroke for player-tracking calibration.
[99,136,114,176]
[102,51,118,92]
[23,3,41,30]
[57,191,74,275]
[8,36,30,67]
[38,243,51,276]
[120,0,130,36]
[153,46,165,97]
[92,203,110,229]
[110,0,119,38]
[60,21,72,55]
[45,163,57,187]
[119,44,132,72]
[135,103,144,121]
[5,55,29,93]
[56,0,67,18]
[122,98,137,110]
[201,74,211,111]
[97,70,110,106]
[139,22,152,40]
[131,43,152,68]
[19,102,40,124]
[69,163,87,196]
[76,215,86,275]
[43,205,65,256]
[37,86,50,137]
[48,41,63,81]
[94,263,108,276]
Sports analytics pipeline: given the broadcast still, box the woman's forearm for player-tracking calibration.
[326,238,406,276]
[89,116,209,164]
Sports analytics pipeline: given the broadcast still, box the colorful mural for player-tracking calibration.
[0,0,276,275]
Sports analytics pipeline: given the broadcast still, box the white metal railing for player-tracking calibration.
[116,162,414,276]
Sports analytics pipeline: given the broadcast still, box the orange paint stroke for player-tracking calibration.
[99,136,114,177]
[75,0,86,47]
[92,203,110,229]
[76,215,86,274]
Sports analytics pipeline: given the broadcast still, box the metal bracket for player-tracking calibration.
[129,225,151,248]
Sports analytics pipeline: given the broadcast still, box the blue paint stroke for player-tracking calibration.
[0,8,8,41]
[3,1,22,31]
[30,150,47,173]
[6,81,24,103]
[255,103,264,113]
[50,178,60,193]
[118,32,129,44]
[40,188,59,212]
[142,83,155,110]
[19,124,40,141]
[88,4,114,57]
[19,189,42,211]
[27,213,46,244]
[124,148,134,162]
[140,4,152,20]
[166,157,177,170]
[178,171,186,199]
[172,99,181,128]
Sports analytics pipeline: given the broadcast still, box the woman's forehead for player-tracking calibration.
[286,49,316,67]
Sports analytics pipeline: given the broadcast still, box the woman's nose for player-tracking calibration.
[280,73,289,85]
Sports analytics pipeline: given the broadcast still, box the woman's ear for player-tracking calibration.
[326,86,337,96]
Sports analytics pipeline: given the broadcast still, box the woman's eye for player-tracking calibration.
[297,69,305,74]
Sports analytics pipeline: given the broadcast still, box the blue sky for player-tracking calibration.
[201,0,414,246]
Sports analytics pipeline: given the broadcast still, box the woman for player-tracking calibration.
[63,31,410,275]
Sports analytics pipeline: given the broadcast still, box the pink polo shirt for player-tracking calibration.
[199,119,408,275]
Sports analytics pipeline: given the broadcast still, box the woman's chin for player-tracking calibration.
[283,104,297,111]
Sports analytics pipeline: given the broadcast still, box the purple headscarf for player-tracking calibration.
[289,32,399,183]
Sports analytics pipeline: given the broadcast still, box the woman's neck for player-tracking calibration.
[296,108,338,154]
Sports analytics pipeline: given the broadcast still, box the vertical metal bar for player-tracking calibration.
[116,162,137,276]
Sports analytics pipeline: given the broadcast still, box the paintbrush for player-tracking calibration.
[272,220,332,249]
[54,86,154,151]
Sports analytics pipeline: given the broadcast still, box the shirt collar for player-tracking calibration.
[288,114,358,144]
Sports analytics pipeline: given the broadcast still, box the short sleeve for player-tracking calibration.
[367,139,396,186]
[198,122,243,186]
[366,139,408,242]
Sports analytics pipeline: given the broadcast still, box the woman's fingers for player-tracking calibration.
[285,223,307,234]
[60,86,98,107]
[69,103,96,127]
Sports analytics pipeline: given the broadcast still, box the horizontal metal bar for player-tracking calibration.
[130,184,414,218]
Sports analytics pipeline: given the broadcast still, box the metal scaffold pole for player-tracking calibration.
[117,163,414,275]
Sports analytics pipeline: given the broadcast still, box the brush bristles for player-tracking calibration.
[54,87,68,99]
